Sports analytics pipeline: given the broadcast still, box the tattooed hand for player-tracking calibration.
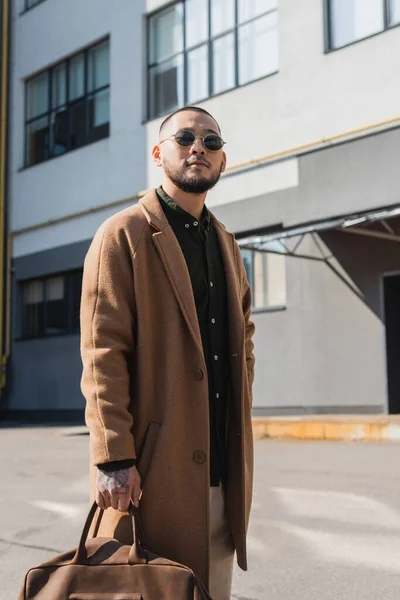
[96,466,142,512]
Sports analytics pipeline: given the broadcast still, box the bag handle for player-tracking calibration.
[127,503,148,565]
[196,577,213,600]
[71,501,148,565]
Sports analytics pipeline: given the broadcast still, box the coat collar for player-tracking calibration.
[139,189,170,232]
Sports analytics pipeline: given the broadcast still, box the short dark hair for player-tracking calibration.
[159,106,221,136]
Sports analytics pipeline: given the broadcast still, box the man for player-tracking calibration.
[80,106,255,600]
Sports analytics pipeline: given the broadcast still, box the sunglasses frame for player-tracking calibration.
[159,129,226,152]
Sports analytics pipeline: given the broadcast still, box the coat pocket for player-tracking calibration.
[136,421,161,488]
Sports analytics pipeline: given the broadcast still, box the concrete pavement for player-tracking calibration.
[1,427,400,599]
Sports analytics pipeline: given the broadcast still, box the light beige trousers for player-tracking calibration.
[209,483,235,600]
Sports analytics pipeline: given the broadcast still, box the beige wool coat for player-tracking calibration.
[80,189,255,589]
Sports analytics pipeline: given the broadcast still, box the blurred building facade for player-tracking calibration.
[4,0,400,419]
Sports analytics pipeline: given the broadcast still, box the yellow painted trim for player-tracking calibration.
[13,189,149,235]
[12,114,400,237]
[224,113,400,174]
[0,0,9,391]
[252,417,400,442]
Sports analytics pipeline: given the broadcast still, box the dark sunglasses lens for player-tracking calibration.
[204,135,224,151]
[175,132,196,147]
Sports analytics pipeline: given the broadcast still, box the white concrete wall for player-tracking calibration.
[146,0,170,12]
[251,235,387,412]
[146,0,400,195]
[9,0,147,256]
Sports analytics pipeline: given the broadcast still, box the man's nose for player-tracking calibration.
[189,138,205,154]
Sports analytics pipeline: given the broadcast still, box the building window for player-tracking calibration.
[327,0,400,50]
[390,0,400,23]
[147,0,278,119]
[20,270,83,339]
[241,244,286,310]
[25,39,110,167]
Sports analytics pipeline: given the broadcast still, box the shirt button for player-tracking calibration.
[210,281,214,287]
[193,221,199,226]
[216,393,220,399]
[211,318,216,324]
[194,369,204,380]
[214,355,218,361]
[185,224,190,228]
[193,450,206,464]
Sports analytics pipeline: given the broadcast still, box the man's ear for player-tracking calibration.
[220,151,227,174]
[152,144,163,167]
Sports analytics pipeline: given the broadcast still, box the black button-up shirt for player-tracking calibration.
[157,186,230,487]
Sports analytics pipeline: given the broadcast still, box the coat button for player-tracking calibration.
[194,369,204,381]
[193,451,206,464]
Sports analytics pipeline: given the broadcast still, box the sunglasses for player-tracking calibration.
[160,130,226,152]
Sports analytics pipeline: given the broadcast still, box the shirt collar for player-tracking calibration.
[157,186,210,231]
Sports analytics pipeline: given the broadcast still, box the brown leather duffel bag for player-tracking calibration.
[18,501,212,599]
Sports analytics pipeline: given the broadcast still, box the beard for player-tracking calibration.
[163,159,223,194]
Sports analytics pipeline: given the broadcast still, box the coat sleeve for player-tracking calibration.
[80,219,137,466]
[234,242,255,393]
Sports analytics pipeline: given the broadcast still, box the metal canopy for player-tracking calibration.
[237,204,400,300]
[237,204,400,252]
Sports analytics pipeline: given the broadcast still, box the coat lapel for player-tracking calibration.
[140,190,203,356]
[212,217,245,431]
[212,218,244,357]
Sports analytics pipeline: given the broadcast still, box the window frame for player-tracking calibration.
[24,37,110,168]
[324,0,400,52]
[18,269,83,341]
[240,246,287,313]
[146,0,278,120]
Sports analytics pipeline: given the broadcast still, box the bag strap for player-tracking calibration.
[91,505,104,538]
[71,501,147,565]
[71,501,99,564]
